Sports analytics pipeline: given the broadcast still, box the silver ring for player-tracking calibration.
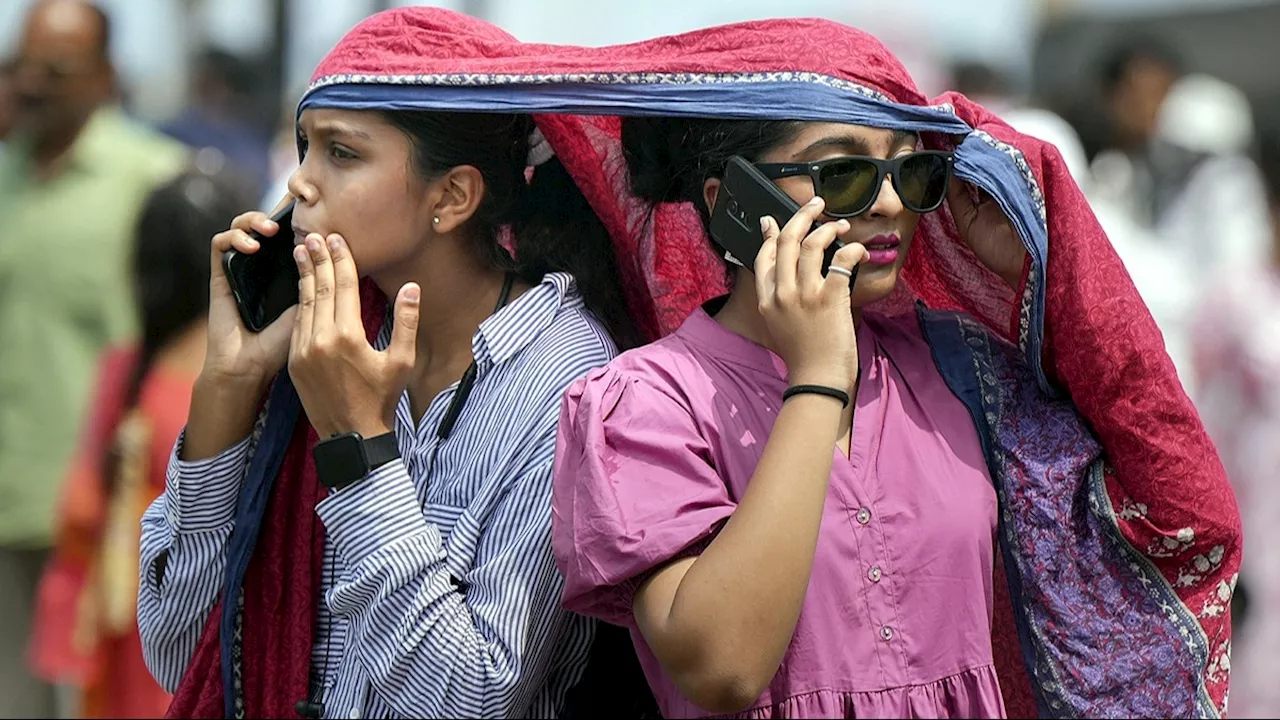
[826,265,853,278]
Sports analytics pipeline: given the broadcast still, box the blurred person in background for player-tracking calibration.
[1089,37,1196,391]
[950,60,1090,187]
[1090,36,1272,398]
[0,1,186,715]
[162,48,273,200]
[26,168,251,720]
[1090,35,1187,229]
[1151,72,1272,291]
[1192,114,1280,720]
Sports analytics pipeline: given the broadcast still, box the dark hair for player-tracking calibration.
[99,169,249,486]
[620,116,802,269]
[1099,34,1182,96]
[380,110,641,350]
[124,170,251,409]
[197,47,258,99]
[950,61,1010,99]
[623,116,802,216]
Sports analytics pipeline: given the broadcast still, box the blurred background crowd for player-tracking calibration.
[0,0,1277,718]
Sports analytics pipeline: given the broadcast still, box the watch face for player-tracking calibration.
[313,433,369,488]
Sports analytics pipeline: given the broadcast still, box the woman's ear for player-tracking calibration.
[702,178,722,215]
[429,165,485,234]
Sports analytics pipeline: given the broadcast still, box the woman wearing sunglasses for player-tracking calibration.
[545,17,1240,720]
[559,119,1010,719]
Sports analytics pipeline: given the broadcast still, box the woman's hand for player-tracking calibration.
[947,176,1027,289]
[185,210,299,460]
[202,211,298,390]
[756,197,870,393]
[288,233,420,439]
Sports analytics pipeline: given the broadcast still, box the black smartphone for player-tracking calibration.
[222,200,299,333]
[709,155,851,279]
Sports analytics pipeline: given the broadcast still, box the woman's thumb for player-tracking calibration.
[388,283,420,367]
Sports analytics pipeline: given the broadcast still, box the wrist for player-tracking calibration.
[787,367,856,393]
[783,384,850,408]
[184,374,270,461]
[196,366,271,399]
[319,419,394,440]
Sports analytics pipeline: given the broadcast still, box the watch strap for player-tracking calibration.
[364,432,400,471]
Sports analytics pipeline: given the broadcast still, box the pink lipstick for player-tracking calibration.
[862,233,901,265]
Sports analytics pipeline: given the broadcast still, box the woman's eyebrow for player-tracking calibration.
[796,129,919,158]
[891,129,919,147]
[796,135,873,157]
[304,120,373,141]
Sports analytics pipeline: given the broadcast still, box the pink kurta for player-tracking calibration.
[552,308,1006,718]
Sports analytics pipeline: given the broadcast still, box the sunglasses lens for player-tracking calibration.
[817,159,880,216]
[897,154,950,212]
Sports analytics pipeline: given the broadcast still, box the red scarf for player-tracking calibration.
[169,8,1238,718]
[166,289,385,719]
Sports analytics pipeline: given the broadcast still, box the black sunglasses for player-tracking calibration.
[754,151,954,218]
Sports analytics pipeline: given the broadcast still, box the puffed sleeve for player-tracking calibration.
[551,365,736,626]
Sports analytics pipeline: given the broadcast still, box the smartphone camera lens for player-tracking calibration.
[727,200,744,221]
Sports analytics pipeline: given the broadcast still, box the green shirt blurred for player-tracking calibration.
[0,105,187,547]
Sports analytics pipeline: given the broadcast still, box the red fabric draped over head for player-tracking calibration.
[167,8,1238,719]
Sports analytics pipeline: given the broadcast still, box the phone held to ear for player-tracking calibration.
[709,155,853,281]
[222,200,299,333]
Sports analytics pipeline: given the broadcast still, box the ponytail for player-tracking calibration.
[102,168,252,485]
[512,156,643,351]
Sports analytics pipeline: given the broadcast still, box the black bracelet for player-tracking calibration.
[782,384,850,408]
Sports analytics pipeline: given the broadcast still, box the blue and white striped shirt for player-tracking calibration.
[137,273,616,719]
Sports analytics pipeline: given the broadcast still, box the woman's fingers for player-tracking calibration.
[231,210,278,237]
[304,233,336,333]
[797,220,849,295]
[774,197,827,295]
[326,234,362,326]
[822,242,869,300]
[754,216,781,305]
[386,283,421,372]
[294,244,315,344]
[945,176,978,230]
[208,229,261,296]
[212,228,260,256]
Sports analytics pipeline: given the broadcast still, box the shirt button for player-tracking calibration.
[856,508,871,525]
[349,708,361,719]
[868,566,882,582]
[880,625,894,641]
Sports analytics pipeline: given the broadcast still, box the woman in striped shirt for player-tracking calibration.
[135,11,637,719]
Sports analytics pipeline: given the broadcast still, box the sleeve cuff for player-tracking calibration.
[165,430,251,532]
[316,458,444,569]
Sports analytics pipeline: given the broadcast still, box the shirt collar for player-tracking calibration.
[472,271,579,374]
[676,301,879,383]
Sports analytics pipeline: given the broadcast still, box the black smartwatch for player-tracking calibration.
[312,432,400,491]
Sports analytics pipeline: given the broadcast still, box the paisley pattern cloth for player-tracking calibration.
[165,8,1240,718]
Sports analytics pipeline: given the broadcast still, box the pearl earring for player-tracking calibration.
[433,216,440,225]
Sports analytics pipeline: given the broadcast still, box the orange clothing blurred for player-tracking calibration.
[28,346,196,718]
